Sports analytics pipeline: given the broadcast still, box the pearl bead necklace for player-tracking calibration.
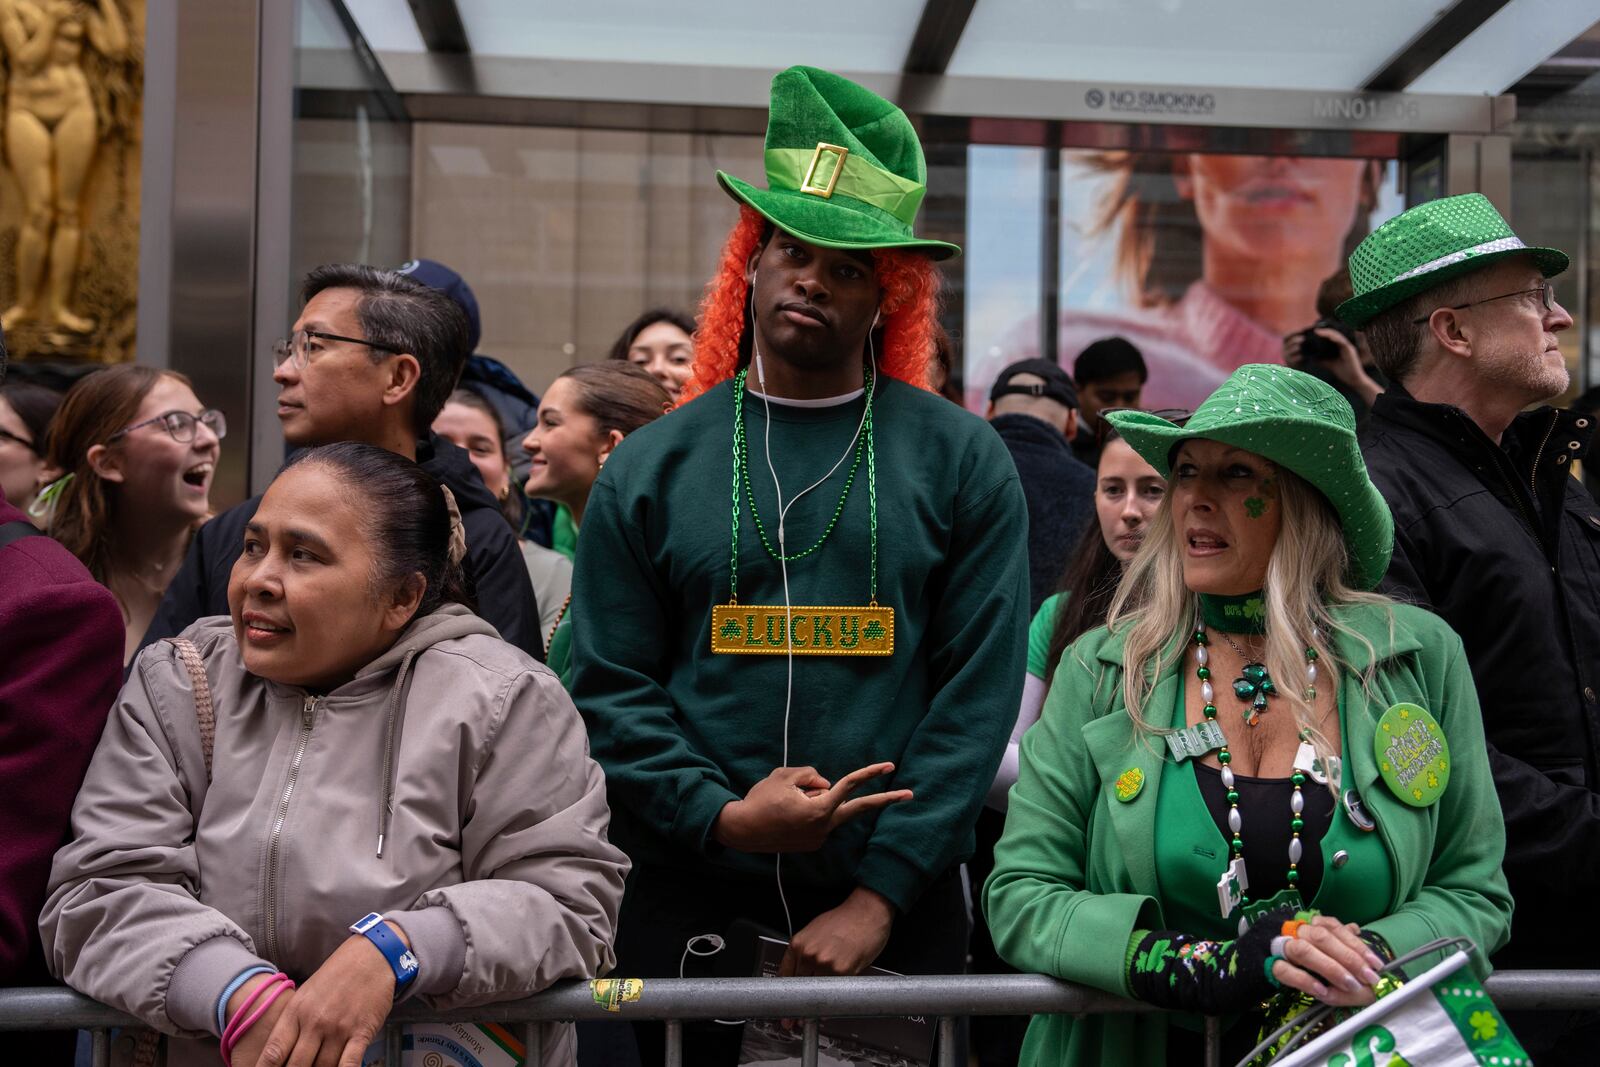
[1194,627,1320,909]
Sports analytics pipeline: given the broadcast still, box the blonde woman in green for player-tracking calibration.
[984,365,1511,1066]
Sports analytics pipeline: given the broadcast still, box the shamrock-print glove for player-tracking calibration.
[1126,905,1300,1014]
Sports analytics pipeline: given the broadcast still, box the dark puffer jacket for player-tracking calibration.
[990,413,1095,614]
[1361,384,1600,970]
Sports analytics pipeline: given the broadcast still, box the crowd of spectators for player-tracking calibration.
[1,64,1596,1067]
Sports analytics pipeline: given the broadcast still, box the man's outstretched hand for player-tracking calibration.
[712,762,912,853]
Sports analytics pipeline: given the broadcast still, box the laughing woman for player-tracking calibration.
[984,366,1511,1066]
[42,442,627,1067]
[39,365,223,662]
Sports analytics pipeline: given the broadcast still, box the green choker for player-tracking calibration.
[1198,592,1267,635]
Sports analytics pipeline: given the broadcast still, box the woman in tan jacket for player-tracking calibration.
[42,441,628,1067]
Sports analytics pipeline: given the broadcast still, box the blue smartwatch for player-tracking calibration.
[349,912,419,993]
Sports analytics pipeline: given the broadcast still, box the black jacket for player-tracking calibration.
[1070,421,1101,470]
[140,435,543,660]
[990,413,1095,613]
[1361,386,1600,968]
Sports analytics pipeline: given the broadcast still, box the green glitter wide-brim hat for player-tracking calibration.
[1105,365,1394,590]
[717,66,960,260]
[1337,193,1567,328]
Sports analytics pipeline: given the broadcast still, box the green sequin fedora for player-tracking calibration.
[1105,365,1393,590]
[1336,193,1567,328]
[717,66,960,260]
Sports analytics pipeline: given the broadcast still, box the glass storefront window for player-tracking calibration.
[293,0,413,292]
[409,124,762,390]
[962,145,1046,410]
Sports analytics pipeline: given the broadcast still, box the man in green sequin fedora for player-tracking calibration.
[570,66,1029,1065]
[1351,192,1600,1064]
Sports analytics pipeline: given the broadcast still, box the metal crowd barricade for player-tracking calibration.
[2,971,1598,1067]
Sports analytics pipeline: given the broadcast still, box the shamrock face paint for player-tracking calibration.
[1243,474,1278,520]
[1170,440,1283,596]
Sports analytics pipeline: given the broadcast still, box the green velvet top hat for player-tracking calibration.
[1337,193,1567,328]
[1105,365,1393,590]
[717,66,960,260]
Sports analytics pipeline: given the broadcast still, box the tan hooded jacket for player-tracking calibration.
[41,607,628,1066]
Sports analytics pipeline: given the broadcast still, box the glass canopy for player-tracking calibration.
[947,0,1441,91]
[340,0,1599,96]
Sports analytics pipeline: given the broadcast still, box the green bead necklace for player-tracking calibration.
[728,365,879,605]
[1193,626,1321,915]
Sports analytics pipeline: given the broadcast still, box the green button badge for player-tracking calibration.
[1114,767,1145,802]
[1374,702,1450,807]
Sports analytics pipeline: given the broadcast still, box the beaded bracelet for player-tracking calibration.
[220,972,294,1067]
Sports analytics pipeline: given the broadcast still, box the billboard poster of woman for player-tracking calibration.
[965,148,1402,411]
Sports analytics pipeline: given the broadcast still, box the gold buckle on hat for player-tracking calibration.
[799,142,849,198]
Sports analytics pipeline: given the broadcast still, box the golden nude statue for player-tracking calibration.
[0,0,128,335]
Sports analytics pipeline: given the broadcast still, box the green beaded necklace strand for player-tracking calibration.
[728,365,880,605]
[1193,625,1321,911]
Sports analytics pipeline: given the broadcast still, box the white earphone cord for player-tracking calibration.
[749,279,878,938]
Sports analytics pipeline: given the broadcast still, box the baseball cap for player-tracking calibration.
[989,358,1078,409]
[394,258,482,353]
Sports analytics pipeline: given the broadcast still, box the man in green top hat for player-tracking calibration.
[569,66,1028,1064]
[1346,192,1600,1062]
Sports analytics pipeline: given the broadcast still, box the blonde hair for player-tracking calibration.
[1103,461,1392,784]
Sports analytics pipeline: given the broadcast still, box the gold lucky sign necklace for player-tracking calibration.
[710,364,893,656]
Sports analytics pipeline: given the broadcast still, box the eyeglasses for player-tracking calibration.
[0,428,38,455]
[271,329,406,370]
[109,409,227,444]
[1411,282,1557,325]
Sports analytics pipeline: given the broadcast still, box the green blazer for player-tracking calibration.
[982,602,1512,1067]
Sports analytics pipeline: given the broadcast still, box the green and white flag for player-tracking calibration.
[1272,949,1527,1067]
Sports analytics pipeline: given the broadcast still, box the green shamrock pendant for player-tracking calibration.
[1233,663,1275,726]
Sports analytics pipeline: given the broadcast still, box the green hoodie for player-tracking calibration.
[570,377,1029,910]
[983,601,1512,1067]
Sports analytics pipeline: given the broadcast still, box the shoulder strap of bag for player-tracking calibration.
[0,519,40,552]
[166,637,214,780]
[128,640,216,1067]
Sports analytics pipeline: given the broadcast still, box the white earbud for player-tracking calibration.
[749,270,767,387]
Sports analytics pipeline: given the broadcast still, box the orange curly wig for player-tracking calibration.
[678,206,943,406]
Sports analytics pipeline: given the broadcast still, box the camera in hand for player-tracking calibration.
[1298,318,1357,361]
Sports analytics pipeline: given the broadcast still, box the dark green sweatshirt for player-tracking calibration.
[570,377,1028,911]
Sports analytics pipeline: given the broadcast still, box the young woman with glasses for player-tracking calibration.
[41,365,225,662]
[0,379,62,517]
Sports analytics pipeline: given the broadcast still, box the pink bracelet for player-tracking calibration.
[222,975,294,1066]
[221,972,285,1046]
[220,973,294,1067]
